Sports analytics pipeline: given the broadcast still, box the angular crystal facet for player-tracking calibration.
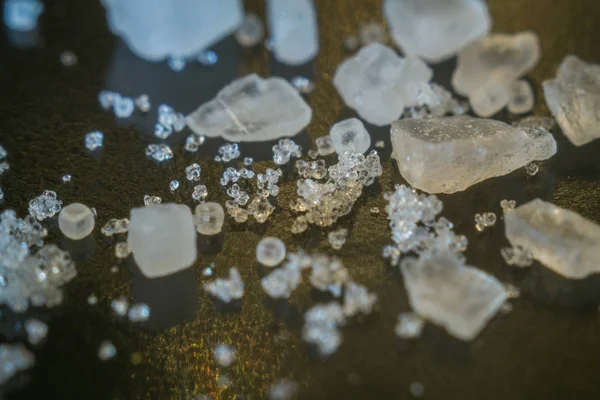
[401,252,507,341]
[543,55,600,146]
[383,0,491,63]
[390,116,557,194]
[194,202,225,235]
[504,199,600,279]
[186,74,312,142]
[127,204,197,278]
[333,43,433,126]
[58,203,95,240]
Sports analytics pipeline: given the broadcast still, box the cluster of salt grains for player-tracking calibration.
[290,151,383,233]
[406,82,469,119]
[261,251,376,356]
[98,90,150,119]
[224,167,280,224]
[154,104,186,139]
[203,268,244,302]
[273,138,302,165]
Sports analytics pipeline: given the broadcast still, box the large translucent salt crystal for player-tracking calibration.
[101,0,243,61]
[452,32,541,117]
[194,202,224,235]
[266,0,319,65]
[401,252,507,341]
[383,0,491,63]
[58,203,95,240]
[186,74,312,142]
[329,118,371,155]
[390,116,557,194]
[504,199,600,279]
[543,55,600,146]
[127,203,196,278]
[333,43,433,126]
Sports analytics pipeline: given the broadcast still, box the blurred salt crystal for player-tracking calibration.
[98,340,116,361]
[59,51,78,67]
[204,268,244,302]
[213,344,235,367]
[111,296,129,316]
[128,303,150,322]
[268,378,298,400]
[3,0,44,32]
[0,343,35,385]
[25,318,48,345]
[236,13,264,47]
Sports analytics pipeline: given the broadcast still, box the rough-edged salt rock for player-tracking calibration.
[543,55,600,146]
[101,0,243,61]
[127,203,196,278]
[383,0,490,63]
[390,116,557,194]
[507,79,535,115]
[333,43,433,126]
[330,118,371,154]
[58,203,95,240]
[452,32,541,116]
[504,199,600,279]
[401,252,507,341]
[186,74,312,142]
[266,0,319,65]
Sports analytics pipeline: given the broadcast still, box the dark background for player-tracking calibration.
[1,0,600,399]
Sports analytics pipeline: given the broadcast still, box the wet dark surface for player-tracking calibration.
[1,0,600,399]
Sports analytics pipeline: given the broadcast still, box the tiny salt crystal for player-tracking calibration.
[113,95,135,118]
[128,303,150,322]
[145,144,174,162]
[186,163,202,181]
[315,136,335,156]
[111,296,129,317]
[504,283,520,299]
[375,140,385,148]
[243,157,253,166]
[525,162,539,176]
[500,199,517,213]
[204,268,244,302]
[98,90,116,110]
[58,203,95,240]
[370,207,380,214]
[501,246,533,268]
[328,228,348,250]
[256,237,286,267]
[248,196,275,223]
[268,378,298,400]
[197,50,218,66]
[344,36,359,51]
[114,241,131,259]
[135,94,151,113]
[192,185,208,202]
[359,22,385,46]
[395,312,425,339]
[169,180,180,191]
[98,340,116,361]
[213,344,236,367]
[143,195,162,206]
[236,13,264,47]
[218,143,241,163]
[167,56,186,72]
[410,382,425,398]
[3,0,44,32]
[291,76,315,94]
[87,294,98,305]
[59,50,77,67]
[101,218,129,236]
[273,138,302,165]
[29,190,62,221]
[474,212,496,232]
[25,318,48,345]
[195,202,225,235]
[184,134,206,152]
[62,174,72,183]
[84,131,104,151]
[0,344,35,385]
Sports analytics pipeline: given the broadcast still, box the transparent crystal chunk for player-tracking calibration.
[58,203,95,240]
[195,202,225,235]
[256,237,286,267]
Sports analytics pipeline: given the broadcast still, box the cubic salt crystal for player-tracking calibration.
[128,303,150,322]
[101,218,129,236]
[383,0,490,63]
[248,197,274,223]
[328,228,348,250]
[395,312,424,339]
[268,379,298,400]
[213,344,235,367]
[452,32,541,116]
[315,135,335,156]
[195,202,225,235]
[58,203,95,240]
[543,55,600,146]
[330,118,371,155]
[3,0,44,32]
[98,340,116,360]
[390,116,557,194]
[29,190,62,221]
[25,318,48,345]
[85,131,104,151]
[127,203,197,278]
[401,252,507,341]
[507,79,535,114]
[0,344,35,385]
[256,237,286,267]
[186,74,312,142]
[333,43,433,126]
[504,199,600,279]
[101,0,243,61]
[236,13,264,47]
[266,0,319,65]
[203,268,244,302]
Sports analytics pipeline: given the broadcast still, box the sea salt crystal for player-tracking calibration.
[383,0,491,63]
[187,74,312,142]
[330,118,371,155]
[204,268,244,302]
[58,203,95,240]
[98,340,116,361]
[113,95,135,118]
[256,237,286,267]
[504,199,600,278]
[25,318,48,345]
[315,136,335,156]
[391,116,557,194]
[101,218,129,236]
[195,202,225,235]
[3,0,44,32]
[145,144,174,162]
[111,296,129,316]
[266,0,319,65]
[143,195,162,206]
[395,312,424,339]
[328,228,348,250]
[169,180,179,191]
[0,344,35,385]
[114,241,131,259]
[59,50,77,67]
[135,94,151,113]
[127,204,197,278]
[29,190,62,221]
[128,303,150,322]
[213,344,235,367]
[84,131,104,151]
[248,196,275,223]
[186,163,201,181]
[236,13,264,47]
[333,43,433,126]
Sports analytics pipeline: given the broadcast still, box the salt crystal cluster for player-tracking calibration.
[315,136,335,156]
[101,218,129,236]
[383,0,491,63]
[333,43,433,126]
[145,144,174,162]
[184,134,206,153]
[3,0,44,32]
[127,204,197,278]
[84,131,104,151]
[0,210,76,312]
[273,139,302,165]
[217,143,241,163]
[155,104,186,139]
[0,343,35,385]
[143,195,162,206]
[185,163,202,181]
[29,190,62,221]
[187,74,312,142]
[329,119,371,155]
[500,245,533,268]
[204,268,244,303]
[194,202,225,235]
[296,160,327,180]
[500,199,517,213]
[102,0,243,61]
[236,13,264,47]
[504,199,600,279]
[405,83,468,119]
[256,237,286,267]
[474,212,496,232]
[291,151,383,231]
[97,91,137,118]
[58,203,95,240]
[192,185,208,202]
[452,32,541,117]
[401,251,507,341]
[543,55,600,146]
[391,116,557,194]
[266,0,319,65]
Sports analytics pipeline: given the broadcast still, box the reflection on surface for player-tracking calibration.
[129,260,198,330]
